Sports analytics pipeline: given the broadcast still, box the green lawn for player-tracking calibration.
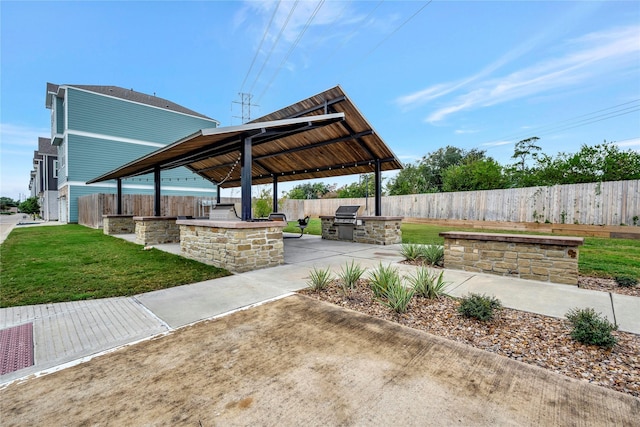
[287,219,640,279]
[0,225,230,307]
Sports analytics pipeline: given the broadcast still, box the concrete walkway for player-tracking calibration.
[1,231,638,386]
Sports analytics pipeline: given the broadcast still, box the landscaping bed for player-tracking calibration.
[299,278,640,398]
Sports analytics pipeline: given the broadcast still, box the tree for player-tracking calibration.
[386,163,426,195]
[285,182,332,199]
[253,187,273,218]
[19,197,40,216]
[337,174,378,198]
[0,197,18,211]
[441,157,506,192]
[512,137,541,172]
[528,142,640,185]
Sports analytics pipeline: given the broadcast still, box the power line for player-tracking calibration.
[239,0,282,93]
[339,1,432,79]
[248,1,300,95]
[481,99,640,147]
[257,0,326,103]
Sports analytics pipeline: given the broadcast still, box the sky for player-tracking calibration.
[1,0,639,201]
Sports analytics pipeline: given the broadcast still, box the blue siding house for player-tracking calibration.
[28,137,59,221]
[45,84,220,223]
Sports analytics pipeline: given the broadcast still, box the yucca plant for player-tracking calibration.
[380,280,415,314]
[338,260,366,292]
[400,243,422,261]
[368,262,401,298]
[408,268,449,299]
[419,244,445,266]
[307,266,333,292]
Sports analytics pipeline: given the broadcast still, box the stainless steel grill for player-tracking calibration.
[334,205,360,240]
[334,205,360,225]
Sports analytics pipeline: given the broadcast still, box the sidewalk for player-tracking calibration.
[1,233,638,386]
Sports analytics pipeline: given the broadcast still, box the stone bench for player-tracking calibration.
[439,231,584,285]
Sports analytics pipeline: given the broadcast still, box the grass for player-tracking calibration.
[0,225,230,307]
[283,219,322,235]
[291,219,639,280]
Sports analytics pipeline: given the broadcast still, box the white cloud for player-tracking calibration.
[398,24,640,124]
[454,129,478,135]
[1,123,49,148]
[614,137,640,148]
[482,140,513,147]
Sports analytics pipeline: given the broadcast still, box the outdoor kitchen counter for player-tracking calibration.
[320,216,403,245]
[176,219,287,273]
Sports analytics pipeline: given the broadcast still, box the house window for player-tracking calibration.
[53,160,59,178]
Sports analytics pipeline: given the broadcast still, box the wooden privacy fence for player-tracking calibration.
[78,194,240,229]
[281,180,640,227]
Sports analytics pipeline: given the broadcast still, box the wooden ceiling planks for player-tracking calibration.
[88,85,402,188]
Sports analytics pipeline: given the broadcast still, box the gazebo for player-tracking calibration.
[89,86,403,272]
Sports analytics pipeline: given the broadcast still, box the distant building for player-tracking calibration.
[29,137,58,221]
[45,83,220,223]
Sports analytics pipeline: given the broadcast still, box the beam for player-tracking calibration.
[374,159,382,216]
[154,166,161,216]
[116,178,122,215]
[241,134,253,220]
[272,176,278,213]
[216,185,221,204]
[224,157,398,186]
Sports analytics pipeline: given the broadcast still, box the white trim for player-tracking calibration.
[63,85,220,125]
[66,181,217,193]
[67,129,165,148]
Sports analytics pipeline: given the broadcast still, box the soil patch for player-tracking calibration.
[2,295,638,426]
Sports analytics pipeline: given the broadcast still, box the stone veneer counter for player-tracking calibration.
[134,216,179,245]
[440,231,584,285]
[177,219,287,273]
[320,216,403,245]
[103,215,135,235]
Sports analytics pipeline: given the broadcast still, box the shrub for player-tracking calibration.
[368,263,401,298]
[307,266,333,292]
[419,244,444,266]
[615,276,638,288]
[565,307,618,349]
[458,293,502,321]
[400,243,421,261]
[408,268,449,299]
[338,260,365,291]
[380,280,415,314]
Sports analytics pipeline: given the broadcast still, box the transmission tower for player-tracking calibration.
[232,92,259,124]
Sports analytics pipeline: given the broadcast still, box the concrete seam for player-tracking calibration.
[131,297,172,331]
[609,292,618,326]
[447,274,476,292]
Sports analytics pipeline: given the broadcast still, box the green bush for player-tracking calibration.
[419,244,444,266]
[615,276,638,288]
[400,243,422,261]
[338,260,366,291]
[368,263,401,298]
[380,280,415,314]
[565,308,618,348]
[307,266,333,292]
[408,268,449,299]
[458,293,502,321]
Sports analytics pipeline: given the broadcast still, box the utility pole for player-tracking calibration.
[232,93,259,124]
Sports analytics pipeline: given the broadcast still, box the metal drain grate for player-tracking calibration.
[1,323,34,375]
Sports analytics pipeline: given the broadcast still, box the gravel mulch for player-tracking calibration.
[578,275,640,297]
[299,279,640,398]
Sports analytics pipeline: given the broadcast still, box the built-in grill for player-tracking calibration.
[334,205,360,240]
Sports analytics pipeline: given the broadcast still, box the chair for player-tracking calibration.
[297,216,310,237]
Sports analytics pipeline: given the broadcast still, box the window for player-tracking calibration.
[53,160,59,178]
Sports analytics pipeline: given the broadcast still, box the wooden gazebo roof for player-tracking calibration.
[88,85,402,188]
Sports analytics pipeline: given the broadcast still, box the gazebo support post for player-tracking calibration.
[272,176,278,213]
[374,159,382,216]
[116,178,122,215]
[216,185,221,204]
[241,135,253,221]
[154,165,161,216]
